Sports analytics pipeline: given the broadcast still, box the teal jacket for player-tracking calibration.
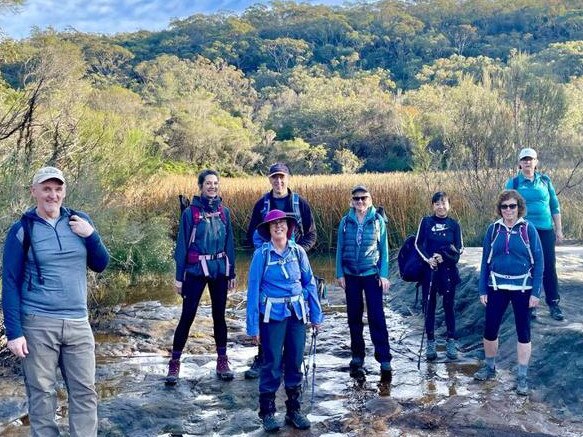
[505,172,560,230]
[335,206,389,278]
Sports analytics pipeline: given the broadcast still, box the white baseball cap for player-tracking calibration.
[32,166,66,185]
[518,148,537,160]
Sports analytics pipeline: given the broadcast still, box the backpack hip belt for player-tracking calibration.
[262,294,306,324]
[187,251,228,277]
[490,270,531,292]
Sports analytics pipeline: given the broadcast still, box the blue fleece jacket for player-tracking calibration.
[335,206,389,279]
[246,241,323,337]
[2,207,109,340]
[479,218,544,297]
[505,172,560,230]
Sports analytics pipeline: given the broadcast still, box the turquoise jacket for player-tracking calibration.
[335,206,389,278]
[505,172,560,230]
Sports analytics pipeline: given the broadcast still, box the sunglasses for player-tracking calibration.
[500,203,518,210]
[352,196,369,201]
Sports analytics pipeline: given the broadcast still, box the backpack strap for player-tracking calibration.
[261,193,270,218]
[188,205,201,245]
[20,216,45,285]
[262,242,299,279]
[512,176,520,190]
[292,192,302,232]
[519,222,534,265]
[217,204,227,225]
[486,223,500,265]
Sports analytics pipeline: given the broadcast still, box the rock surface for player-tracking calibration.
[1,246,582,436]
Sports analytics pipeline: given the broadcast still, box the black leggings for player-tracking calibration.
[422,273,455,341]
[484,287,531,344]
[172,274,229,352]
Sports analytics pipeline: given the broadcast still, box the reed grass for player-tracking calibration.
[122,169,583,251]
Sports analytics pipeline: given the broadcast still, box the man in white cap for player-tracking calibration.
[2,166,109,437]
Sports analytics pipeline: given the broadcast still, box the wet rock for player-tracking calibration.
[2,246,583,436]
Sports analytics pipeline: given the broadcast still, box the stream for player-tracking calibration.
[1,247,582,436]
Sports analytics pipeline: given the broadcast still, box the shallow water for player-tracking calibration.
[2,247,583,436]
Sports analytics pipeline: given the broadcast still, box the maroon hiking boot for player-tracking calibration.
[165,358,180,386]
[216,355,234,381]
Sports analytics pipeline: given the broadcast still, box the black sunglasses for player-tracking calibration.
[352,196,369,201]
[500,203,518,210]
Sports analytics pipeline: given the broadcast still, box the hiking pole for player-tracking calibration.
[303,328,316,397]
[418,269,435,370]
[310,329,318,405]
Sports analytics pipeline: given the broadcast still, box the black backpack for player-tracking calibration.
[398,235,424,283]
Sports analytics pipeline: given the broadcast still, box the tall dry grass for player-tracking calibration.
[123,169,583,251]
[120,173,524,250]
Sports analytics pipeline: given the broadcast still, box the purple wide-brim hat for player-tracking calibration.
[257,209,297,240]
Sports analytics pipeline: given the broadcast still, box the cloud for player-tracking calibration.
[0,0,347,39]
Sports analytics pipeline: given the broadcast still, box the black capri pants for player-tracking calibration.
[484,287,531,344]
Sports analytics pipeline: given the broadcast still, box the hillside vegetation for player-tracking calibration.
[1,0,582,302]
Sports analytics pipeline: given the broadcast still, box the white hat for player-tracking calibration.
[32,166,66,185]
[518,148,537,160]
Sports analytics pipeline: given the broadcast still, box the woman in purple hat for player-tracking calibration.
[246,209,323,432]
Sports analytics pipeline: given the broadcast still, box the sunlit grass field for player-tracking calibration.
[125,170,583,251]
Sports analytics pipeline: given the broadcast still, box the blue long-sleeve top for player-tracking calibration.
[174,195,236,281]
[335,206,389,279]
[505,172,560,230]
[2,207,109,340]
[479,218,544,297]
[246,240,323,336]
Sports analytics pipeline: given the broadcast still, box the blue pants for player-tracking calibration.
[345,274,392,363]
[259,316,306,394]
[537,228,560,306]
[22,315,97,437]
[484,287,531,344]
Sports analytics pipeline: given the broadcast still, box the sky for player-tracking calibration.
[0,0,350,40]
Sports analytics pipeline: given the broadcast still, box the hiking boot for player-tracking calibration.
[380,362,392,384]
[549,305,564,321]
[446,338,458,360]
[216,355,234,381]
[473,364,496,381]
[349,357,365,379]
[285,410,311,430]
[516,375,529,396]
[530,307,537,320]
[261,413,280,433]
[165,358,180,386]
[244,354,262,379]
[426,340,437,361]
